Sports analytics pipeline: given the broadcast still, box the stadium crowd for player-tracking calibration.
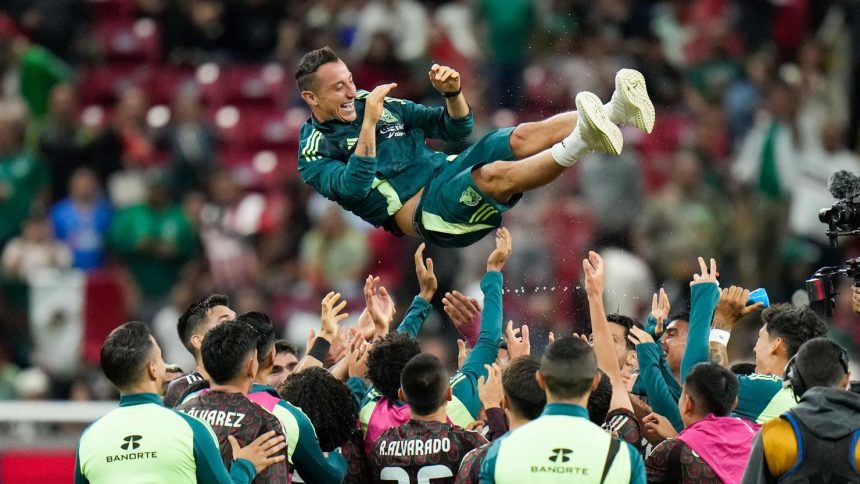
[0,0,858,481]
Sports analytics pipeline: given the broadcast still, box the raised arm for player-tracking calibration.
[628,327,684,431]
[710,286,763,369]
[395,243,438,337]
[295,292,348,373]
[459,228,511,377]
[583,251,633,413]
[681,257,720,381]
[428,64,470,119]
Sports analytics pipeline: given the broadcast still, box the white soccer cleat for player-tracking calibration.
[605,68,655,134]
[575,91,623,156]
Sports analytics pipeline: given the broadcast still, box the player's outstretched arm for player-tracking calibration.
[681,257,721,380]
[394,243,437,337]
[429,64,469,119]
[460,228,511,376]
[583,251,633,413]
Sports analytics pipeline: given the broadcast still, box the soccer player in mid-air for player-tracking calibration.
[295,47,654,248]
[370,353,488,483]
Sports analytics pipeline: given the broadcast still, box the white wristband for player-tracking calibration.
[709,329,731,345]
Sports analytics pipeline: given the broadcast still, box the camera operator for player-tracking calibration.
[741,338,860,483]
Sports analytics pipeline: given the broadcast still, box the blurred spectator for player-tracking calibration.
[108,171,195,316]
[637,149,722,291]
[224,0,282,61]
[1,214,71,279]
[90,86,154,186]
[37,83,95,202]
[789,120,860,262]
[3,0,90,62]
[351,0,430,63]
[351,32,419,100]
[475,0,537,108]
[199,170,264,291]
[164,90,218,197]
[580,150,644,244]
[732,78,808,290]
[160,0,229,64]
[0,347,20,399]
[300,201,369,299]
[50,167,113,271]
[0,15,73,120]
[0,100,49,246]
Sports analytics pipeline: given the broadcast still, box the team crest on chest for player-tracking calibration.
[380,108,398,123]
[459,187,482,207]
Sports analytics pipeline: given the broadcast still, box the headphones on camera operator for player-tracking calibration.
[784,343,850,399]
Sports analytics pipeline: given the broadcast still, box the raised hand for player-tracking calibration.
[714,286,763,329]
[320,292,348,342]
[651,287,670,336]
[477,363,504,409]
[504,321,531,359]
[415,243,438,301]
[347,335,370,379]
[364,83,397,125]
[428,64,461,95]
[457,339,469,370]
[582,251,605,298]
[487,227,513,272]
[363,275,395,335]
[691,257,718,286]
[443,290,481,336]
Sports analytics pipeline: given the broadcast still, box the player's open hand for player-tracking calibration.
[714,286,762,328]
[582,251,605,299]
[487,227,512,272]
[320,292,348,342]
[627,325,654,347]
[650,288,670,336]
[443,290,481,336]
[504,321,531,359]
[691,257,719,286]
[477,363,503,409]
[364,83,397,124]
[364,275,395,336]
[230,431,286,474]
[415,243,437,301]
[429,64,461,95]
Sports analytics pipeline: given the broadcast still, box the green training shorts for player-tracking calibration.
[415,127,522,248]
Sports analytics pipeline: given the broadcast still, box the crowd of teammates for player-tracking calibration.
[75,229,860,483]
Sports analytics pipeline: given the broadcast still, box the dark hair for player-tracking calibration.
[278,368,357,451]
[236,311,275,365]
[100,321,155,390]
[730,362,756,376]
[201,321,258,385]
[501,356,545,420]
[762,304,828,358]
[295,47,340,92]
[795,338,849,390]
[177,294,229,354]
[683,363,739,416]
[275,339,297,357]
[587,370,612,425]
[668,312,690,324]
[400,353,449,416]
[367,332,421,401]
[606,314,638,350]
[540,337,597,399]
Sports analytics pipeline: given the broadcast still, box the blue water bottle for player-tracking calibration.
[747,288,770,308]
